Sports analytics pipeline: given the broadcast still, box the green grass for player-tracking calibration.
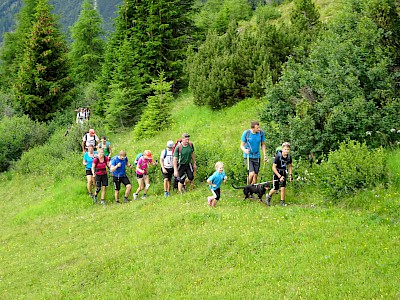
[0,94,399,299]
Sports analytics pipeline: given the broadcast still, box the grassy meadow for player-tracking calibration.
[0,94,399,299]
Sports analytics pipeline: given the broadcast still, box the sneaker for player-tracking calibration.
[100,200,105,205]
[123,197,130,203]
[133,194,138,201]
[265,195,271,206]
[141,194,147,200]
[164,191,169,197]
[115,200,121,204]
[280,200,287,207]
[88,192,93,198]
[93,195,97,204]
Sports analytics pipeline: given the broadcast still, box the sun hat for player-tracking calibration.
[143,150,152,158]
[89,129,95,135]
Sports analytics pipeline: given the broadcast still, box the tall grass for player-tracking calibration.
[0,94,399,298]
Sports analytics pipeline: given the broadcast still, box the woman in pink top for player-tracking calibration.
[133,150,157,200]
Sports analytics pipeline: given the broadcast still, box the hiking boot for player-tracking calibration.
[133,194,138,201]
[123,197,130,203]
[141,194,147,200]
[100,200,105,205]
[280,200,287,207]
[93,195,97,204]
[265,195,271,206]
[207,196,213,206]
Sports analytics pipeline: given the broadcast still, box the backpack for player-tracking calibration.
[134,153,143,165]
[172,139,194,156]
[245,129,265,144]
[93,156,109,173]
[275,150,291,170]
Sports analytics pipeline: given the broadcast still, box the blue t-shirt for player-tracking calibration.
[241,130,265,158]
[83,151,97,170]
[111,156,129,177]
[208,171,226,191]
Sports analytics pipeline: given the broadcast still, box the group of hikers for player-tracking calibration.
[82,121,293,207]
[75,107,91,126]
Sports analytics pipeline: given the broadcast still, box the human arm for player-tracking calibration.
[288,164,293,181]
[173,156,178,177]
[191,151,196,170]
[261,141,268,162]
[82,141,86,152]
[240,141,250,154]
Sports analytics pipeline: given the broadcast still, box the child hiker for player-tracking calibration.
[133,150,158,200]
[265,142,293,206]
[207,161,227,207]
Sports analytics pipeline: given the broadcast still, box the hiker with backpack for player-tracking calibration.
[83,144,97,199]
[265,142,293,207]
[110,150,133,204]
[91,148,110,205]
[173,133,197,193]
[160,140,175,197]
[240,121,268,185]
[82,129,99,152]
[133,150,158,200]
[98,136,112,158]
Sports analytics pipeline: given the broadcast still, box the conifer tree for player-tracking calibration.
[13,0,73,121]
[0,0,38,90]
[69,0,105,84]
[96,0,194,127]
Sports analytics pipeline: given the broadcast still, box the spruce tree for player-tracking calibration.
[97,0,194,127]
[69,0,105,84]
[13,0,73,122]
[0,0,38,90]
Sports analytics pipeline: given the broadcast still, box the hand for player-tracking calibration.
[280,176,285,182]
[244,149,250,154]
[263,156,268,162]
[290,175,293,182]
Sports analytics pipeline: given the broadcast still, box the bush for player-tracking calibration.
[0,115,48,171]
[311,140,387,199]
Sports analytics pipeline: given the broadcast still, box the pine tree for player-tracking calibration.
[0,0,38,90]
[69,0,105,84]
[13,0,73,121]
[96,0,194,127]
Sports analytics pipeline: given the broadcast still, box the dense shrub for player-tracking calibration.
[0,115,48,171]
[311,140,387,199]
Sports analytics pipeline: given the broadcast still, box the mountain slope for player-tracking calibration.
[0,0,122,43]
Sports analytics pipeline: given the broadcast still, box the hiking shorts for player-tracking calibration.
[272,169,287,190]
[177,164,194,184]
[244,158,260,174]
[86,169,93,176]
[113,176,131,191]
[95,174,108,187]
[161,167,174,181]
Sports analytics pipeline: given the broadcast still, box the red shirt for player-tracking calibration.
[93,156,109,175]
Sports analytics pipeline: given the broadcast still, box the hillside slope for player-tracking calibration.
[0,94,399,298]
[0,0,122,43]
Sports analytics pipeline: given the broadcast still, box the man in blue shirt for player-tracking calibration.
[110,150,133,204]
[240,121,268,184]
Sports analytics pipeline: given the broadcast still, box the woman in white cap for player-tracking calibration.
[160,140,175,197]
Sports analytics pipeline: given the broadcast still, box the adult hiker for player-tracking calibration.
[92,148,110,205]
[133,150,158,200]
[82,128,99,152]
[160,140,174,197]
[240,121,267,185]
[265,142,293,207]
[82,144,97,199]
[173,133,197,193]
[110,150,133,204]
[98,136,112,158]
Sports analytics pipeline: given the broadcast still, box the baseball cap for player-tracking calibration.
[167,140,174,148]
[181,133,190,138]
[89,129,95,135]
[144,150,153,158]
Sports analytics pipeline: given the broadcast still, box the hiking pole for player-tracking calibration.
[246,155,250,185]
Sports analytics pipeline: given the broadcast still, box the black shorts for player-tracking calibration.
[272,169,287,190]
[113,176,131,191]
[211,188,221,200]
[177,164,194,184]
[244,158,260,174]
[136,173,148,179]
[161,167,174,181]
[95,174,108,187]
[86,169,93,176]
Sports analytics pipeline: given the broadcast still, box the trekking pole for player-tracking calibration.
[246,155,250,185]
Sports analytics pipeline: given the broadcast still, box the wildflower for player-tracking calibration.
[366,131,372,136]
[390,128,396,133]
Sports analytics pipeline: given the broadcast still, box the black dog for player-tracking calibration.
[231,182,270,201]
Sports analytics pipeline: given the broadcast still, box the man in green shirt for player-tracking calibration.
[173,133,197,193]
